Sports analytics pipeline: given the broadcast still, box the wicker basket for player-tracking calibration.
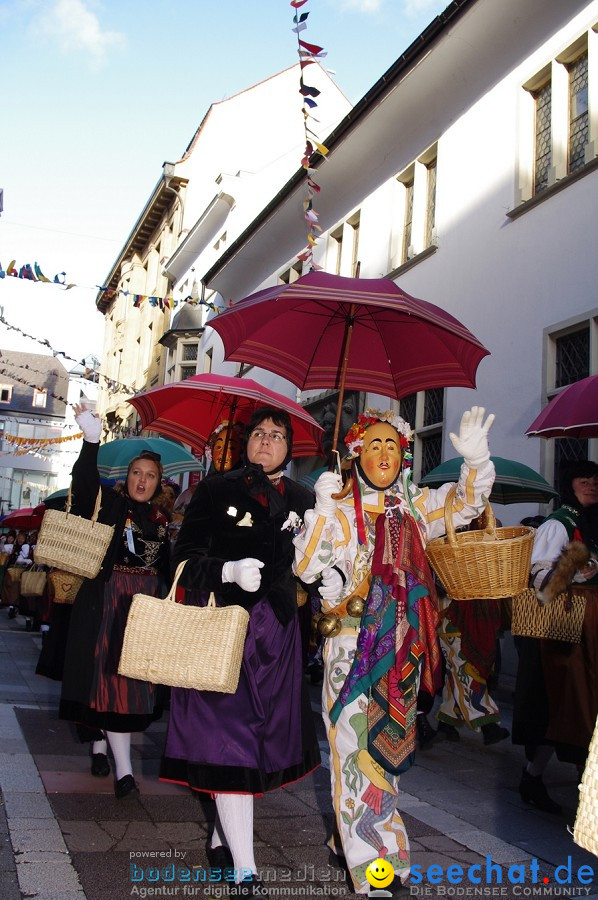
[34,486,114,580]
[48,569,84,605]
[119,561,250,693]
[20,567,47,597]
[426,486,535,600]
[574,714,598,857]
[511,587,586,643]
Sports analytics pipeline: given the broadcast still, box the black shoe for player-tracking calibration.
[436,721,460,742]
[416,714,437,750]
[91,753,110,778]
[519,768,562,814]
[114,774,139,799]
[229,876,269,898]
[7,606,17,619]
[482,723,510,745]
[206,844,234,879]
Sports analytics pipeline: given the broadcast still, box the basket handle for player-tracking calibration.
[65,483,102,522]
[443,484,495,547]
[164,559,217,608]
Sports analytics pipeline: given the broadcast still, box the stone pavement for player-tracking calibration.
[0,614,597,900]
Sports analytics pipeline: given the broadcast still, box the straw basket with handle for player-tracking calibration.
[34,485,114,580]
[425,485,535,600]
[573,714,598,858]
[48,569,84,605]
[119,560,250,693]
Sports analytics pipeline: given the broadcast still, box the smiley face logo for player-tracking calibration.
[365,858,394,889]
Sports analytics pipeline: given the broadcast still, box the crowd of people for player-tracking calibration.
[2,400,597,898]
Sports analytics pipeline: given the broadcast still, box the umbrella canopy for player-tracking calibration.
[208,271,489,450]
[525,375,598,439]
[420,456,558,504]
[1,504,46,531]
[128,373,324,458]
[44,488,69,504]
[96,437,203,480]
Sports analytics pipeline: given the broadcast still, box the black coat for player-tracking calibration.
[172,468,314,625]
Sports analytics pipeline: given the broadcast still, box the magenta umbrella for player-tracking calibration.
[128,373,324,458]
[525,375,598,439]
[208,271,489,451]
[1,504,45,531]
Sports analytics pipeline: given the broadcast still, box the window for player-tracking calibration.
[0,384,12,403]
[278,262,302,285]
[180,366,196,380]
[517,34,594,208]
[568,52,589,174]
[391,144,438,271]
[32,389,47,409]
[203,349,213,374]
[399,388,444,480]
[329,226,343,275]
[182,343,198,362]
[544,313,597,488]
[326,213,361,277]
[533,81,552,194]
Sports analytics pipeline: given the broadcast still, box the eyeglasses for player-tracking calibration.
[248,429,287,444]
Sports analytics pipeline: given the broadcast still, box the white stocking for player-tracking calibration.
[105,731,132,781]
[527,745,554,777]
[214,793,256,881]
[92,738,108,756]
[210,811,227,850]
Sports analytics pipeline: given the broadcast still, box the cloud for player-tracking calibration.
[34,0,125,68]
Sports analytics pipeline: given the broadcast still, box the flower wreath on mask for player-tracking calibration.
[344,408,414,468]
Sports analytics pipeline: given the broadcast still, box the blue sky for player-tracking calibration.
[1,0,448,359]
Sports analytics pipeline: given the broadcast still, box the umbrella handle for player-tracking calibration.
[332,477,353,501]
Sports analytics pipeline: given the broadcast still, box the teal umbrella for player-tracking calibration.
[97,438,202,480]
[420,456,558,505]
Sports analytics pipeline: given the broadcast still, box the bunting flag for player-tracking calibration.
[5,433,83,448]
[0,314,138,398]
[0,259,222,315]
[291,0,328,271]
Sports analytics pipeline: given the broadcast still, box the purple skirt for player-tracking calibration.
[160,596,320,794]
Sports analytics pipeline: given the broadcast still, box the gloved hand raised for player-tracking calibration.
[314,471,342,517]
[449,406,495,468]
[222,558,264,593]
[319,566,344,602]
[74,403,102,444]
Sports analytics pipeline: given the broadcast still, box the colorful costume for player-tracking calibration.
[293,408,495,894]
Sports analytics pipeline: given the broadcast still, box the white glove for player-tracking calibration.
[449,406,495,468]
[222,558,264,593]
[75,405,102,443]
[319,566,343,602]
[314,471,342,517]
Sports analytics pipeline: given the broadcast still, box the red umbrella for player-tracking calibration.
[1,504,45,531]
[208,271,489,450]
[525,375,598,439]
[128,373,324,458]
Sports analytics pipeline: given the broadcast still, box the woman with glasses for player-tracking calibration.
[58,406,170,799]
[161,405,319,897]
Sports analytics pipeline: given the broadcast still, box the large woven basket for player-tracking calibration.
[119,561,250,693]
[34,486,114,580]
[574,714,598,858]
[511,587,587,643]
[426,486,534,600]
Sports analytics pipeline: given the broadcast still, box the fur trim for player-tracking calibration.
[537,540,590,606]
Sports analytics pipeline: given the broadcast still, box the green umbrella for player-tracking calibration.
[420,456,558,505]
[96,438,203,480]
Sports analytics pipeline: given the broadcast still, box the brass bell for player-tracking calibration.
[317,612,342,638]
[346,596,365,618]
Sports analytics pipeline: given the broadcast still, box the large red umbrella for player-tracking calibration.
[128,373,324,458]
[525,375,598,439]
[1,504,45,531]
[208,271,489,451]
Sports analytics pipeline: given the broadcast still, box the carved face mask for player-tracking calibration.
[359,422,402,489]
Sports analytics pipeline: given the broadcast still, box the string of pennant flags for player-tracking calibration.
[0,315,139,398]
[291,0,329,271]
[0,259,222,315]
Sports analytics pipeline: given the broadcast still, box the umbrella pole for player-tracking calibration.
[331,305,356,455]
